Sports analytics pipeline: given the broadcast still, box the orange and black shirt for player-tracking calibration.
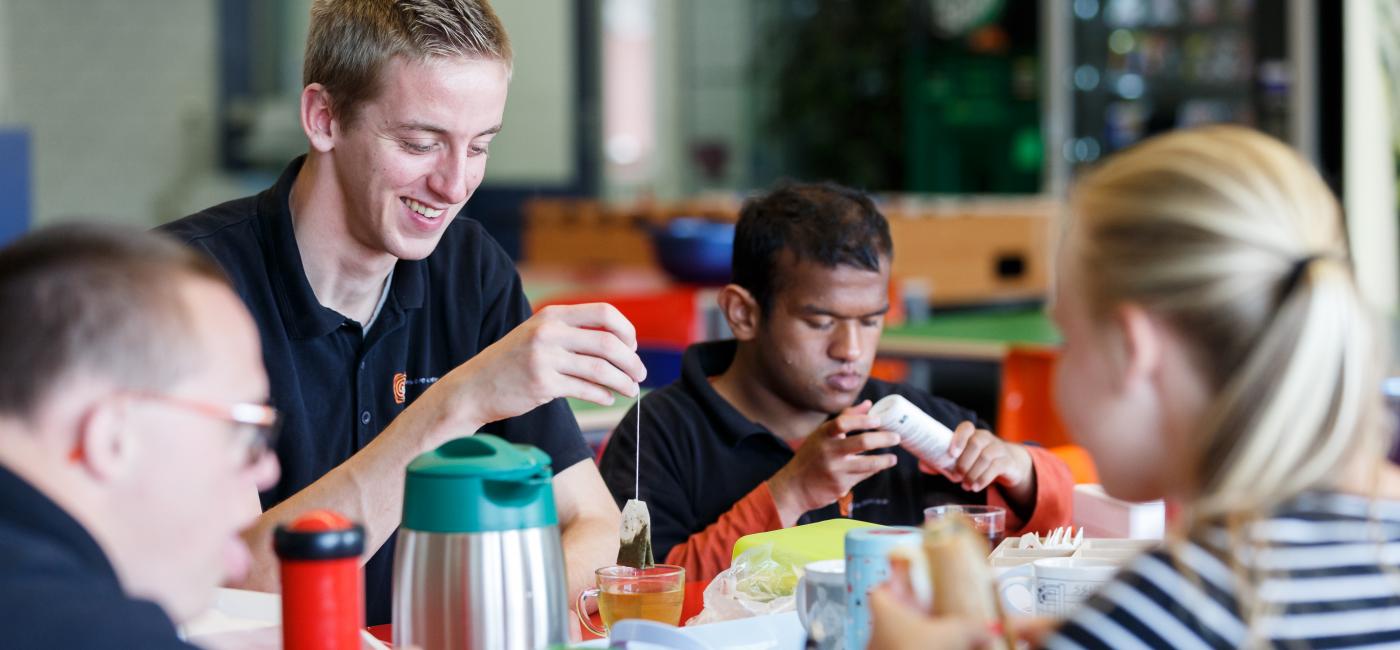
[598,340,1074,585]
[159,157,591,625]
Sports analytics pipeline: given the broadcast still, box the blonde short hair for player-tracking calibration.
[1068,125,1389,521]
[303,0,513,126]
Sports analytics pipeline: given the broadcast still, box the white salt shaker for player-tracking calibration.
[868,394,955,466]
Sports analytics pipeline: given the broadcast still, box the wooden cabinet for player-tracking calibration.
[522,196,1053,307]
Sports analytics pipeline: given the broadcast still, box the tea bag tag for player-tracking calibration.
[617,498,655,569]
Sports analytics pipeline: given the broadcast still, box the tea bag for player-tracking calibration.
[616,392,654,569]
[617,498,655,569]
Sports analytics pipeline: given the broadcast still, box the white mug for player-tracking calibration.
[796,559,846,649]
[998,557,1118,619]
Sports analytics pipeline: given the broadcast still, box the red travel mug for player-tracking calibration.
[274,510,365,650]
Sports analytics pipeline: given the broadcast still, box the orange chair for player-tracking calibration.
[997,346,1098,484]
[869,357,910,384]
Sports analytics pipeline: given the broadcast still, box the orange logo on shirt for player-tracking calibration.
[393,372,406,405]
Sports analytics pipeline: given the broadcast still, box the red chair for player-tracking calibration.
[535,287,704,350]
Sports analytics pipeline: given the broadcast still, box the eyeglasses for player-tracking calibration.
[126,392,281,468]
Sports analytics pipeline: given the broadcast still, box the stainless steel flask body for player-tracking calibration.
[392,525,569,649]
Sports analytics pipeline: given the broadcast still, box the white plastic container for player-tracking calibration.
[1071,484,1166,540]
[869,394,955,465]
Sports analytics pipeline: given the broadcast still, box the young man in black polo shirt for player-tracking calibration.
[161,1,644,624]
[0,225,280,648]
[599,182,1073,583]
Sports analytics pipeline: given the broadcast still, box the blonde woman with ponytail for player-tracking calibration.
[870,125,1400,649]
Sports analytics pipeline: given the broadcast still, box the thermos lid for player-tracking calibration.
[402,434,558,533]
[274,510,365,560]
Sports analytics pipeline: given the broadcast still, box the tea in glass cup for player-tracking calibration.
[576,564,685,636]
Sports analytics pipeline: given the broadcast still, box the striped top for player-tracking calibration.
[1046,491,1400,649]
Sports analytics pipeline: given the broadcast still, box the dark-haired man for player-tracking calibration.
[0,224,280,648]
[160,0,639,624]
[599,182,1073,583]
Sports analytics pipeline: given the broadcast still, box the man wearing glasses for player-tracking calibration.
[0,225,280,648]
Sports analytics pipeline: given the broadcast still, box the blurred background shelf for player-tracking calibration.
[880,308,1058,360]
[523,195,1053,308]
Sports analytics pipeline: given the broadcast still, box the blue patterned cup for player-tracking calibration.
[845,526,923,650]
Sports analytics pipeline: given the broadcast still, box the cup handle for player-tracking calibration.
[576,587,607,637]
[997,564,1035,617]
[795,577,810,629]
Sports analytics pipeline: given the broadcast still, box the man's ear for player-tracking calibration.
[717,284,762,341]
[301,83,337,153]
[74,398,138,483]
[1112,302,1164,392]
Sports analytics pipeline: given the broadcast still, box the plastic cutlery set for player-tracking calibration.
[1017,526,1084,550]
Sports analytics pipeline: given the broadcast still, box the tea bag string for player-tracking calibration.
[634,392,641,500]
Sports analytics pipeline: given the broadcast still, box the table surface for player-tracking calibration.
[569,391,650,440]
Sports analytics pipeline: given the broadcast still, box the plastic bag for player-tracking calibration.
[685,543,799,626]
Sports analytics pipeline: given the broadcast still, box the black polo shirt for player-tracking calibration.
[159,157,591,625]
[0,463,197,649]
[598,340,993,561]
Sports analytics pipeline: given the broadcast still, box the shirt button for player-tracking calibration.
[360,411,371,425]
[360,361,366,370]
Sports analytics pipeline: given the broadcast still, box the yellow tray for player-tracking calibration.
[731,518,883,569]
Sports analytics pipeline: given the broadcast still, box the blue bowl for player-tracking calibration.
[650,217,734,285]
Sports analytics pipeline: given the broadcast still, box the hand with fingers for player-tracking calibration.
[919,422,1035,506]
[868,586,1056,650]
[767,400,901,526]
[436,302,648,427]
[867,587,997,650]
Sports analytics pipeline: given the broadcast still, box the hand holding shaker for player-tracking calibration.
[274,509,366,650]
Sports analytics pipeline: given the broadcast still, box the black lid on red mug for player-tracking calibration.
[273,510,364,560]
